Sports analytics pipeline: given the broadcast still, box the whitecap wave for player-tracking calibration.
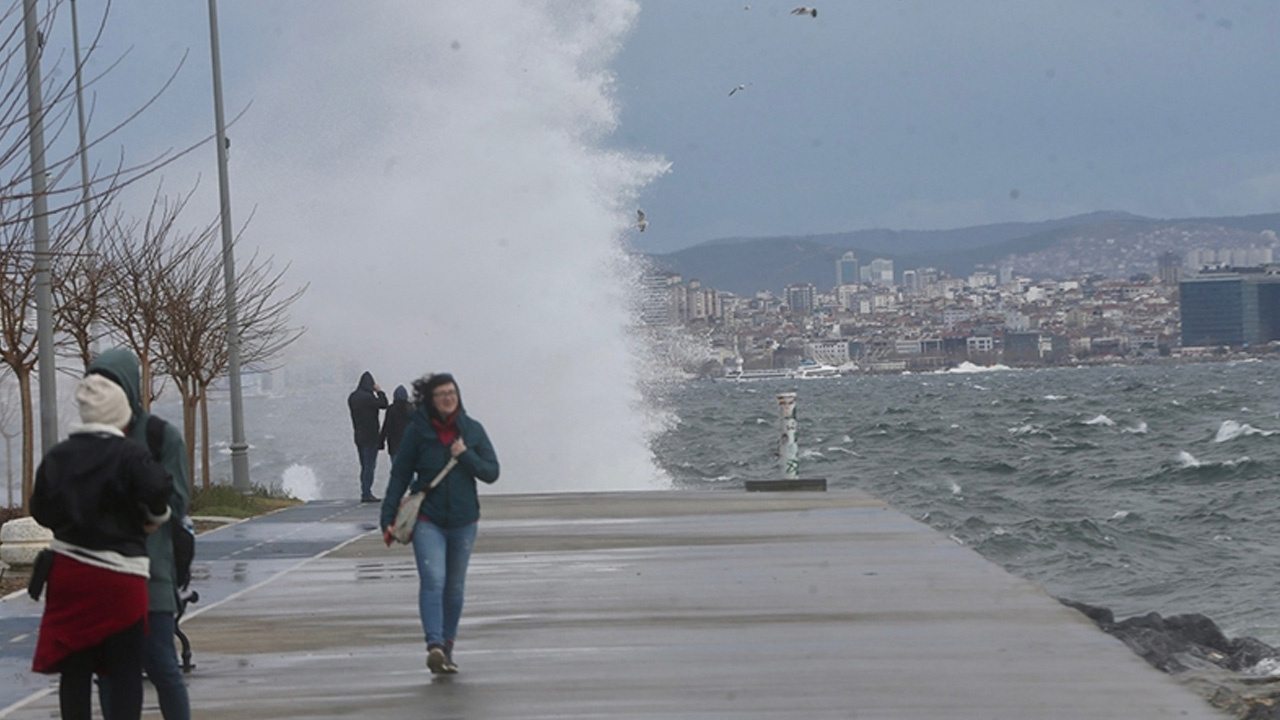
[942,362,1014,374]
[1177,450,1200,468]
[1122,421,1148,434]
[1084,414,1115,426]
[1214,419,1275,443]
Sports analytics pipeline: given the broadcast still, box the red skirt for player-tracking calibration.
[32,554,148,674]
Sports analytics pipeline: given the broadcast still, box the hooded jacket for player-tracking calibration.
[380,407,499,530]
[348,371,388,447]
[379,385,412,457]
[88,348,192,615]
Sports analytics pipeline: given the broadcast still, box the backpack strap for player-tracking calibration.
[145,415,167,461]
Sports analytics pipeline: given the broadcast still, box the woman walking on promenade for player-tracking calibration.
[381,373,499,674]
[30,375,173,720]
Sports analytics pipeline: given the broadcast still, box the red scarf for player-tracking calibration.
[430,411,460,447]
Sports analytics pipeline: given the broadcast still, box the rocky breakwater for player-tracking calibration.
[1063,599,1280,720]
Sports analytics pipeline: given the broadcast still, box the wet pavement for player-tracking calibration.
[0,499,380,713]
[1,491,1230,719]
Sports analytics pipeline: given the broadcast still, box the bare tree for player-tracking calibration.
[153,223,221,490]
[0,0,209,509]
[155,222,306,489]
[98,187,205,408]
[0,212,72,507]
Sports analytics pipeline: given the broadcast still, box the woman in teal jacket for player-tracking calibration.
[380,373,499,674]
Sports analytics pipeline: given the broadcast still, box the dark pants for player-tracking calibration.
[358,443,380,499]
[61,619,144,720]
[100,612,190,720]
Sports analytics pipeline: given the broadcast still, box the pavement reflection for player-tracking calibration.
[0,499,380,712]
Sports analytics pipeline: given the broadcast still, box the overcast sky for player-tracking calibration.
[47,1,1280,255]
[608,1,1280,251]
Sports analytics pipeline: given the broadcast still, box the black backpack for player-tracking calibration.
[146,415,195,592]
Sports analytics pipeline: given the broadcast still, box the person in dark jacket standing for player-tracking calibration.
[380,373,499,674]
[380,384,412,460]
[348,371,388,502]
[89,348,192,720]
[31,374,173,720]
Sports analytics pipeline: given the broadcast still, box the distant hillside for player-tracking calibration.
[646,212,1280,295]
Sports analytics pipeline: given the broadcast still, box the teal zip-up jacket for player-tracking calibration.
[88,348,191,615]
[380,407,499,530]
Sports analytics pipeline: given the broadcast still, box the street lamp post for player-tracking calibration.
[207,0,250,492]
[21,0,57,452]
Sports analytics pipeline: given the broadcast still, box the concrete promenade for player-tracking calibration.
[2,490,1229,719]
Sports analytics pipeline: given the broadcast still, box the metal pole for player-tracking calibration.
[207,0,250,491]
[777,392,799,479]
[70,0,98,357]
[69,0,92,239]
[22,0,57,451]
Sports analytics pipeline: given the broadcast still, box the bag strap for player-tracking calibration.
[426,458,458,490]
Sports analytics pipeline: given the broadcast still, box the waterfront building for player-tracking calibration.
[1180,271,1280,347]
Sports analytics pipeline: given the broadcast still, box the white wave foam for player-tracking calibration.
[1108,510,1130,520]
[799,448,824,460]
[1044,394,1066,401]
[1177,450,1200,468]
[1122,421,1148,434]
[1214,419,1275,443]
[1084,414,1115,426]
[942,362,1013,374]
[948,480,962,495]
[282,463,322,501]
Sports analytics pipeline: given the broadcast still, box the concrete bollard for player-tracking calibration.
[0,516,53,566]
[777,391,799,479]
[745,391,826,492]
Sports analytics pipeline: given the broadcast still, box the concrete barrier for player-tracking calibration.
[0,517,53,566]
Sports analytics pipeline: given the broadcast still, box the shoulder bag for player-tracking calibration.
[390,458,457,544]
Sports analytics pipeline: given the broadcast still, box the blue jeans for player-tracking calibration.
[411,520,477,646]
[99,612,189,720]
[357,443,379,499]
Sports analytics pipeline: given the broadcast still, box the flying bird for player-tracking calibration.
[637,210,648,232]
[728,83,749,97]
[791,6,817,17]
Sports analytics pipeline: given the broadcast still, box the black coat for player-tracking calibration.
[380,397,412,457]
[31,431,173,558]
[348,371,388,447]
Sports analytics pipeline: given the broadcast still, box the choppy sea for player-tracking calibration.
[188,359,1280,645]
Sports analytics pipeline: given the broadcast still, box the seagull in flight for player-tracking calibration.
[728,83,750,97]
[791,6,817,17]
[636,210,648,232]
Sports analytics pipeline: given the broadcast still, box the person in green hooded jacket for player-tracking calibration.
[380,372,499,674]
[89,348,192,720]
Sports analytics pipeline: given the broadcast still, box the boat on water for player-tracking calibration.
[791,358,841,378]
[720,358,841,381]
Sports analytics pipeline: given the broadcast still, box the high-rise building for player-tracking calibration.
[864,258,894,287]
[836,252,859,287]
[785,283,816,315]
[1180,271,1280,347]
[1157,251,1181,285]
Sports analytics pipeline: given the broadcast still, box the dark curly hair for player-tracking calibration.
[412,373,464,421]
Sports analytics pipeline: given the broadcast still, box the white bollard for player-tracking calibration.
[0,516,53,566]
[777,392,799,479]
